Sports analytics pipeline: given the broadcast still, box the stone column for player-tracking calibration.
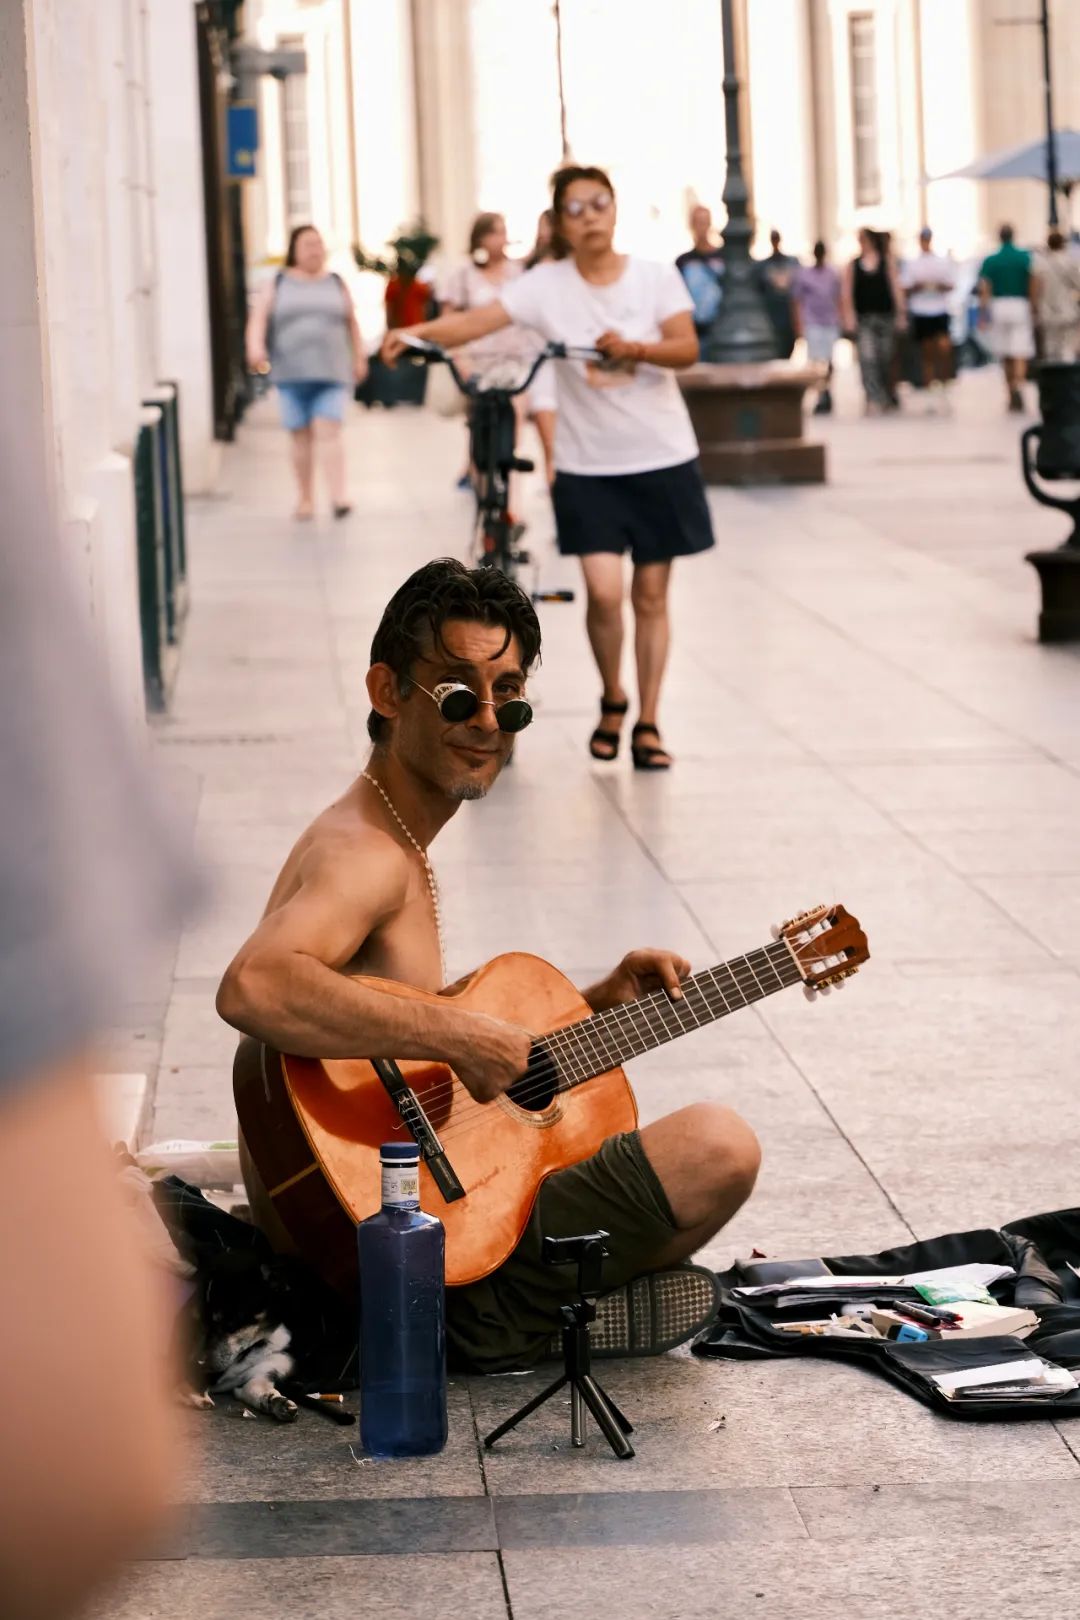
[409,0,477,256]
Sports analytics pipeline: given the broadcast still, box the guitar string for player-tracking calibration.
[399,942,793,1119]
[398,930,834,1119]
[404,944,812,1145]
[400,940,814,1133]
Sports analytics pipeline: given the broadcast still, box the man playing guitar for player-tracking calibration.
[218,558,760,1371]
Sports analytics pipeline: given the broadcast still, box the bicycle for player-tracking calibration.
[399,336,600,596]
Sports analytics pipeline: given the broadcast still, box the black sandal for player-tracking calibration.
[631,722,672,771]
[589,696,629,761]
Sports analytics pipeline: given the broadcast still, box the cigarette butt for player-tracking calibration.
[308,1392,344,1402]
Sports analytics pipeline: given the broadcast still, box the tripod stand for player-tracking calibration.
[482,1232,635,1461]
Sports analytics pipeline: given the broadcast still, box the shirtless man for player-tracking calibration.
[217,558,760,1371]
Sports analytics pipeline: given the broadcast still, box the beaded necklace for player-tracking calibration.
[361,771,445,983]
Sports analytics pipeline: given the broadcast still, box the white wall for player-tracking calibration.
[8,0,214,729]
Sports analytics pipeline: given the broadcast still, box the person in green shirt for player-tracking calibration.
[977,224,1034,413]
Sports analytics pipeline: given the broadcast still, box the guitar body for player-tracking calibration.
[235,952,638,1294]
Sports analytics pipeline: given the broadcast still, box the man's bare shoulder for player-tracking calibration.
[266,800,411,918]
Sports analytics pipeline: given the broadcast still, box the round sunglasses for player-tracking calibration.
[413,680,534,734]
[562,191,613,219]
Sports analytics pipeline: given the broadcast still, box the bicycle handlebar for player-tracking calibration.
[397,336,602,399]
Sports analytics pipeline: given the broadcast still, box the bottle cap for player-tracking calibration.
[380,1142,420,1162]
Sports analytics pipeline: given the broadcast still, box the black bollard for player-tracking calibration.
[1023,362,1080,643]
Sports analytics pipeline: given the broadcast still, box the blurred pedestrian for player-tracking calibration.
[523,209,567,484]
[676,204,724,337]
[977,224,1034,413]
[440,212,534,493]
[525,208,565,269]
[0,435,196,1618]
[383,164,712,771]
[756,229,798,358]
[246,224,367,520]
[901,226,957,413]
[841,228,907,415]
[1032,229,1080,363]
[791,241,841,415]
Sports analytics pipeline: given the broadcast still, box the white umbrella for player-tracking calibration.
[935,129,1080,186]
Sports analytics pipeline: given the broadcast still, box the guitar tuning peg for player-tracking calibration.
[770,923,782,941]
[803,983,817,1002]
[818,983,832,997]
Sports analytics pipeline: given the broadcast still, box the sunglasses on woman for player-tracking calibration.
[562,191,613,219]
[411,679,534,734]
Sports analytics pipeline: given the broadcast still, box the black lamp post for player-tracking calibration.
[701,0,778,364]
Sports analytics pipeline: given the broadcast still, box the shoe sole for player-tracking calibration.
[543,1264,721,1361]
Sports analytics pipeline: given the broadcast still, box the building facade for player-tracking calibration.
[746,0,1080,264]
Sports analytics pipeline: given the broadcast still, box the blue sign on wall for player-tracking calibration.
[226,104,258,178]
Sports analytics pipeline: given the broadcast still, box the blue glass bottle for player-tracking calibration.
[357,1142,447,1457]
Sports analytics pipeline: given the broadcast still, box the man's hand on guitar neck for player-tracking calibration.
[448,1013,536,1103]
[583,949,691,1014]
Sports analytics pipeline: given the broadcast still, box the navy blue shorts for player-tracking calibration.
[552,458,715,567]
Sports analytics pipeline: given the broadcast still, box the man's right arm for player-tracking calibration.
[216,842,531,1101]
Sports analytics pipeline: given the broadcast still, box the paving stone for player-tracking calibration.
[88,1552,507,1620]
[178,1385,484,1502]
[471,1352,1075,1495]
[792,1478,1080,1541]
[502,1533,1074,1620]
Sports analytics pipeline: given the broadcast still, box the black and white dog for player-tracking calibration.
[180,1248,303,1421]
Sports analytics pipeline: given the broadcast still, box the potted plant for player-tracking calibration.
[354,222,440,407]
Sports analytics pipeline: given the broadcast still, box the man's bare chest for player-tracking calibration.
[344,883,443,993]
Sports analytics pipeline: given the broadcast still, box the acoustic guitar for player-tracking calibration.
[235,904,868,1295]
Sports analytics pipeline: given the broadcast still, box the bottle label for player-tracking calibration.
[382,1161,420,1209]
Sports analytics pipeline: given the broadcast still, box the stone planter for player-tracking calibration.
[679,361,827,485]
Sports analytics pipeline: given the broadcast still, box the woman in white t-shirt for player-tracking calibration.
[440,212,540,495]
[383,165,713,771]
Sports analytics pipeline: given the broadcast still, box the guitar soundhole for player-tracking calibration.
[507,1040,559,1113]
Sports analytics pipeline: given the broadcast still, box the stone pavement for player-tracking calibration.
[95,366,1080,1619]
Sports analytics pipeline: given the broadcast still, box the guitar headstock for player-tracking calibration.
[774,904,869,997]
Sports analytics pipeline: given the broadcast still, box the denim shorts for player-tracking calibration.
[276,381,349,431]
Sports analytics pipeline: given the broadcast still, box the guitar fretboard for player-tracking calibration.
[542,939,803,1090]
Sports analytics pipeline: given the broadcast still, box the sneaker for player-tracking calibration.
[542,1263,721,1361]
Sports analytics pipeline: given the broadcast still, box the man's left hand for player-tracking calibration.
[588,949,691,1012]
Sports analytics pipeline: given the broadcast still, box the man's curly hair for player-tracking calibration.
[367,559,542,743]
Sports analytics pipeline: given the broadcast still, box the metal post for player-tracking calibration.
[701,0,778,364]
[1041,0,1058,227]
[133,410,168,712]
[554,0,570,161]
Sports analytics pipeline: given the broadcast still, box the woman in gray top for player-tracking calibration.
[247,225,367,519]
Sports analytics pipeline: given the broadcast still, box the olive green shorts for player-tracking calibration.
[445,1129,678,1373]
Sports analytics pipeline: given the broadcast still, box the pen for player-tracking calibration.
[898,1300,955,1328]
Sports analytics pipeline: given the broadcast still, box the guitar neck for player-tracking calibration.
[546,938,803,1089]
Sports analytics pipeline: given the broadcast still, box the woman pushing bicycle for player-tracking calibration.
[382,165,714,772]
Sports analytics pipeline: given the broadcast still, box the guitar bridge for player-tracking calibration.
[371,1058,466,1204]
